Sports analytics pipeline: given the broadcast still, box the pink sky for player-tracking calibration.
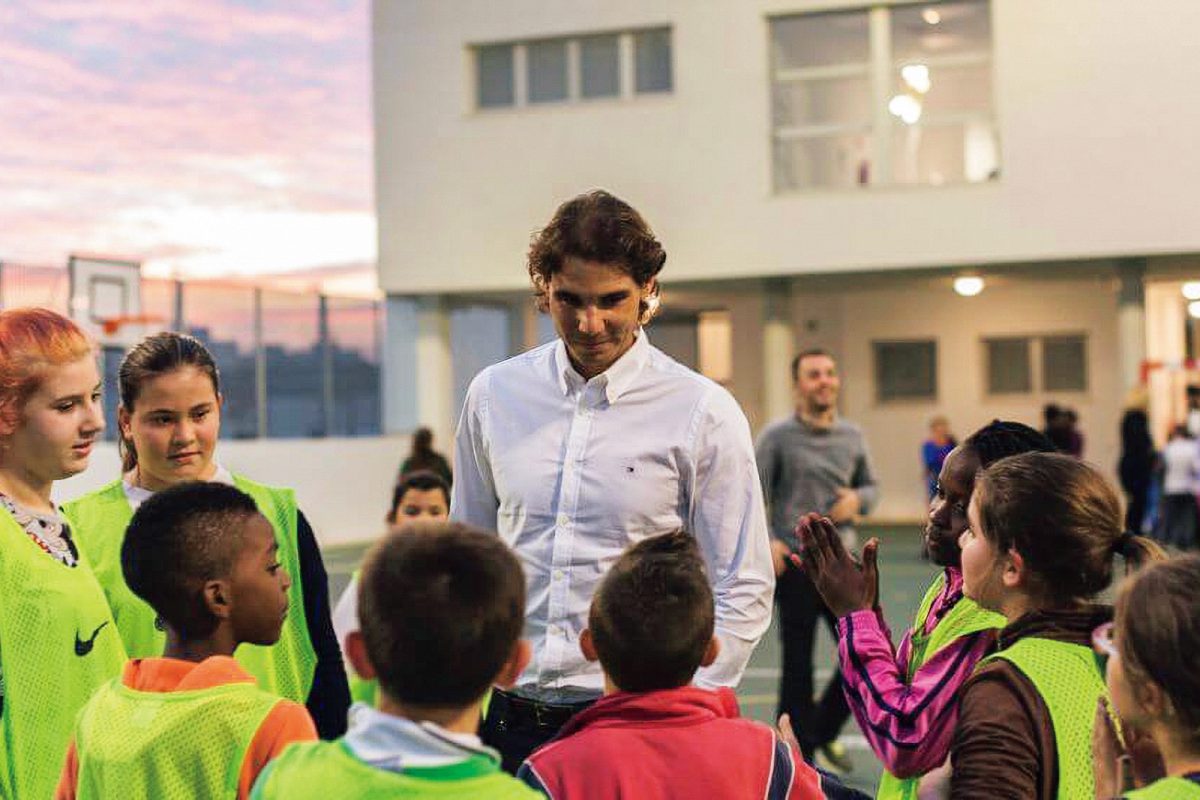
[0,1,376,292]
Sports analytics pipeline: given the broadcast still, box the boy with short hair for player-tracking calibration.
[55,481,316,800]
[251,522,542,799]
[518,531,843,800]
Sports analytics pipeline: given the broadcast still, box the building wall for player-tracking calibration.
[55,436,411,547]
[374,0,1200,294]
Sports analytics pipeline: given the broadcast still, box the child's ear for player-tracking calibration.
[1137,679,1168,720]
[345,631,377,680]
[579,628,599,663]
[1001,548,1025,590]
[700,635,721,668]
[203,579,232,621]
[494,640,531,689]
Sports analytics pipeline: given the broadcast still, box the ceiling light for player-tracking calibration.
[1190,301,1200,319]
[953,276,985,297]
[901,64,931,94]
[1183,281,1200,300]
[923,8,942,25]
[888,94,922,125]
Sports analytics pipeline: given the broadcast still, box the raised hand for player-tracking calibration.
[794,512,880,618]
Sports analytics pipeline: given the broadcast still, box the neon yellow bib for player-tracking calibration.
[0,507,125,799]
[876,572,1005,800]
[1125,777,1200,799]
[251,739,543,799]
[984,637,1108,800]
[75,676,280,799]
[64,475,317,703]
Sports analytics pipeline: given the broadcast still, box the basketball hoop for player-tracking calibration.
[96,314,165,337]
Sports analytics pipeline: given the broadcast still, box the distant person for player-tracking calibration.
[1187,386,1200,438]
[330,470,451,704]
[1042,404,1083,457]
[1155,424,1199,549]
[921,416,957,500]
[452,190,772,771]
[56,482,317,800]
[398,426,452,486]
[63,332,349,738]
[250,523,542,799]
[1118,407,1157,535]
[517,531,845,800]
[755,348,878,772]
[1064,408,1084,457]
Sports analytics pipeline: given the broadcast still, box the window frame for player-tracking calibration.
[981,332,1090,398]
[872,338,939,404]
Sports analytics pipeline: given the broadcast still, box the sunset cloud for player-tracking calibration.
[0,0,374,286]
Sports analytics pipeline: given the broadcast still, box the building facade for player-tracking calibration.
[374,0,1200,520]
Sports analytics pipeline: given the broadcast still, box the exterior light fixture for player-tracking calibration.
[953,275,985,297]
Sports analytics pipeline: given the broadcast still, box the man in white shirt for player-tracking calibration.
[451,190,774,771]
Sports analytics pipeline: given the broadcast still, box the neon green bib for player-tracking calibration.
[1125,777,1200,799]
[63,475,317,704]
[875,572,1006,800]
[75,676,280,799]
[251,739,543,799]
[983,637,1108,800]
[0,507,126,799]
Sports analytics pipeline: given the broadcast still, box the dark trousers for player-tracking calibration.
[776,561,850,758]
[479,688,596,774]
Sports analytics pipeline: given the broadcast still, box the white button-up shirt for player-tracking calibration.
[451,332,774,700]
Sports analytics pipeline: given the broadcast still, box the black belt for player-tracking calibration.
[489,688,596,729]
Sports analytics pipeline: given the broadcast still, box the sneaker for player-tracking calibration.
[815,740,854,775]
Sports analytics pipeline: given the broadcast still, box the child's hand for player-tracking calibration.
[777,713,801,753]
[794,513,879,617]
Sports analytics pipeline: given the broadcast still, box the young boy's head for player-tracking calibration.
[122,481,289,646]
[385,470,450,530]
[582,531,718,693]
[347,522,529,711]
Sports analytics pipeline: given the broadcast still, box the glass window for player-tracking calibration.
[774,133,871,191]
[580,34,620,99]
[477,44,515,108]
[1042,335,1087,392]
[772,11,869,70]
[451,305,511,419]
[327,297,382,436]
[634,28,672,93]
[141,278,177,330]
[985,337,1032,394]
[875,340,937,401]
[261,291,323,438]
[527,40,568,103]
[773,75,871,129]
[180,284,259,439]
[892,1,992,62]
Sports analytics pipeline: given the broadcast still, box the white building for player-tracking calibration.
[373,0,1200,521]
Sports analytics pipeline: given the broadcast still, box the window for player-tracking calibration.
[770,1,997,191]
[874,340,937,402]
[634,28,672,93]
[476,44,515,108]
[473,27,672,110]
[1042,335,1087,392]
[580,34,620,98]
[527,40,568,103]
[984,335,1088,395]
[985,337,1032,394]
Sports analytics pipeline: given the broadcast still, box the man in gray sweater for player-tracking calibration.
[755,348,878,772]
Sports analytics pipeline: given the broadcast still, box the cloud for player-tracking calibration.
[0,0,374,281]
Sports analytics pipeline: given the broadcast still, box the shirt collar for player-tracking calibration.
[341,702,499,775]
[122,463,234,510]
[552,330,651,405]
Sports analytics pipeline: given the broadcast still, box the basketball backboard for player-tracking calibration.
[67,255,145,347]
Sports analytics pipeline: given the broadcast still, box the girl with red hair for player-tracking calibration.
[0,308,125,799]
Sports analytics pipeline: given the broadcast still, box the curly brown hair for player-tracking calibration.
[527,190,666,323]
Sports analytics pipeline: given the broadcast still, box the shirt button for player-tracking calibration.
[553,569,565,581]
[556,513,569,526]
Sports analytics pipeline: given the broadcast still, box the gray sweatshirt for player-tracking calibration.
[754,415,879,548]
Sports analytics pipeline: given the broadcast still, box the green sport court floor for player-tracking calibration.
[323,525,932,793]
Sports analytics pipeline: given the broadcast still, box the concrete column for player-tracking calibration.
[762,278,795,424]
[1116,258,1147,396]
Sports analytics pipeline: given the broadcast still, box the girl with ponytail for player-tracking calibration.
[950,452,1165,799]
[63,331,349,739]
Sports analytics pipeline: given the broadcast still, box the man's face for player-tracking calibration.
[548,257,650,379]
[794,354,840,413]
